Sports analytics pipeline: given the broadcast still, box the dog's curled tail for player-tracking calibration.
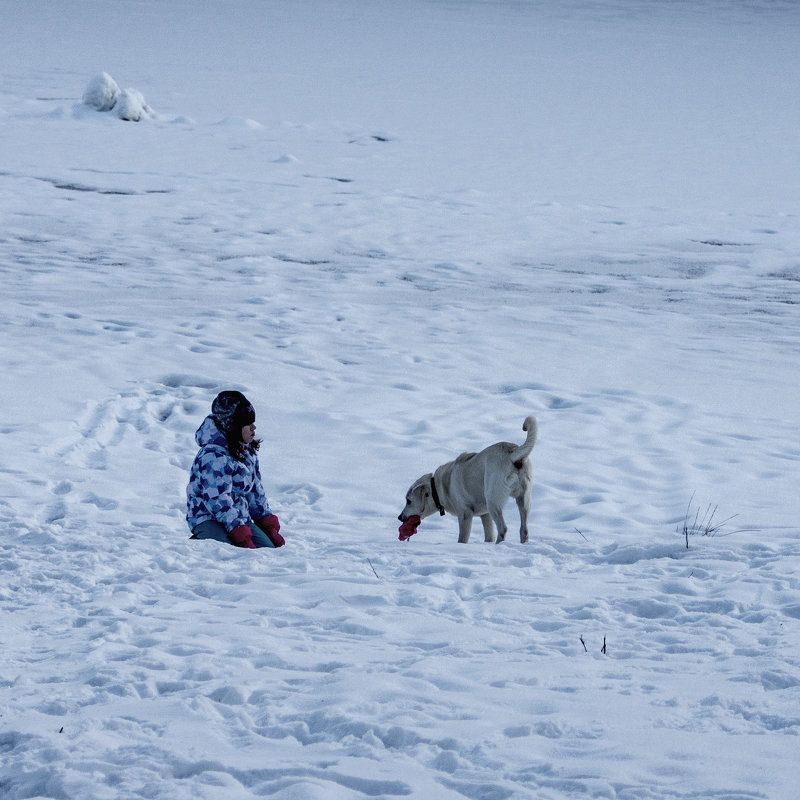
[511,415,538,464]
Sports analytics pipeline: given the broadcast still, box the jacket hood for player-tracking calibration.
[195,415,227,448]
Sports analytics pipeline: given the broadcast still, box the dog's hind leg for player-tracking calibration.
[516,469,532,543]
[457,515,473,544]
[489,507,508,543]
[485,476,510,543]
[480,514,496,543]
[516,493,530,543]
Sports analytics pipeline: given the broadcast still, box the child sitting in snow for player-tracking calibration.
[186,391,284,549]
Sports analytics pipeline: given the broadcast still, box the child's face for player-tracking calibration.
[241,423,256,444]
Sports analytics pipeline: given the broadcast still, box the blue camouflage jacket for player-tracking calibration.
[186,415,271,533]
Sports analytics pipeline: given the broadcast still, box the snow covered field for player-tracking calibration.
[2,1,800,797]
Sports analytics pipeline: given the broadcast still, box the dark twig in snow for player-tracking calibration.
[679,492,759,548]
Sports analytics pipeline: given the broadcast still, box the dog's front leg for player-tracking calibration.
[480,514,496,543]
[457,515,473,544]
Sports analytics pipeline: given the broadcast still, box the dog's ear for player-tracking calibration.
[411,479,428,499]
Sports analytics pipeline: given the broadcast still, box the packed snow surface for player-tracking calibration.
[2,1,800,798]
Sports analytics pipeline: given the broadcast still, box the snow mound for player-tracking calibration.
[82,71,120,111]
[115,88,152,121]
[212,116,264,130]
[82,72,152,121]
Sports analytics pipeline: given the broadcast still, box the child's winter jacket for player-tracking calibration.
[186,415,271,533]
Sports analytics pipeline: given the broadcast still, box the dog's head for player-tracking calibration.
[398,473,438,523]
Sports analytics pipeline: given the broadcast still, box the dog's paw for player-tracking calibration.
[398,515,421,541]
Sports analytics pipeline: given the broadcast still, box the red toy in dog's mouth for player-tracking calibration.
[398,515,421,541]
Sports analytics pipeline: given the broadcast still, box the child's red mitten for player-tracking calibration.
[229,524,257,549]
[398,515,421,541]
[256,515,285,548]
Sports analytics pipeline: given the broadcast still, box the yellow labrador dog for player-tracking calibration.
[398,416,537,543]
